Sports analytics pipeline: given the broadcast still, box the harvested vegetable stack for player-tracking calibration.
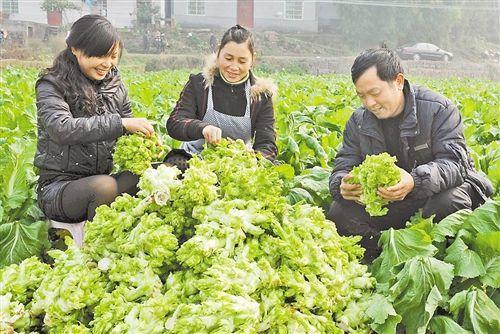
[0,139,375,333]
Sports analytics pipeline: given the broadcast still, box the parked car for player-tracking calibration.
[481,49,500,62]
[396,43,453,61]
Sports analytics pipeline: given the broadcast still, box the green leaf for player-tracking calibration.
[293,167,330,195]
[365,294,398,324]
[286,187,315,205]
[443,235,485,279]
[297,131,328,167]
[430,209,471,242]
[0,220,49,268]
[450,288,500,333]
[480,256,500,288]
[293,167,331,207]
[389,257,454,334]
[371,315,402,334]
[449,290,468,320]
[428,316,472,334]
[274,163,295,180]
[462,199,500,234]
[421,286,444,334]
[469,231,500,288]
[371,228,438,283]
[0,141,35,214]
[365,294,402,334]
[472,230,500,261]
[406,210,434,235]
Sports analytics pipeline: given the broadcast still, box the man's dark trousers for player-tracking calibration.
[327,182,479,263]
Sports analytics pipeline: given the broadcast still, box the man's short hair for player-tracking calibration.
[351,48,404,84]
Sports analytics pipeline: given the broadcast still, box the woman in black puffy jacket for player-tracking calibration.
[35,15,154,222]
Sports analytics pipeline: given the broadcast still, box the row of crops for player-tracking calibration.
[0,67,499,333]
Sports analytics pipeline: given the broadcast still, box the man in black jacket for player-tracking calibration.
[327,48,493,262]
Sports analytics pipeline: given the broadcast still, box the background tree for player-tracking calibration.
[40,0,78,13]
[135,0,161,31]
[336,0,496,51]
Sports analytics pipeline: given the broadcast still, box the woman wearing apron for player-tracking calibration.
[166,25,277,171]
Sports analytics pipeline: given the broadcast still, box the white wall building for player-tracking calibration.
[1,1,339,32]
[0,0,143,28]
[172,0,339,32]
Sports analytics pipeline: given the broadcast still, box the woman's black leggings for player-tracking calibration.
[61,171,139,221]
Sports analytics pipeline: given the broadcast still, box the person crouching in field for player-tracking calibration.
[327,48,493,262]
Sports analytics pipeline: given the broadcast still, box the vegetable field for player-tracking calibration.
[1,67,499,333]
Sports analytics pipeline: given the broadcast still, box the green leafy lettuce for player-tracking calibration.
[348,153,401,216]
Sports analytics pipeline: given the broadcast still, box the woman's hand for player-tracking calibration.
[202,125,222,144]
[340,173,363,202]
[122,118,154,137]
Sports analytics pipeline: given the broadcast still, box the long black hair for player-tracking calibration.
[39,15,123,115]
